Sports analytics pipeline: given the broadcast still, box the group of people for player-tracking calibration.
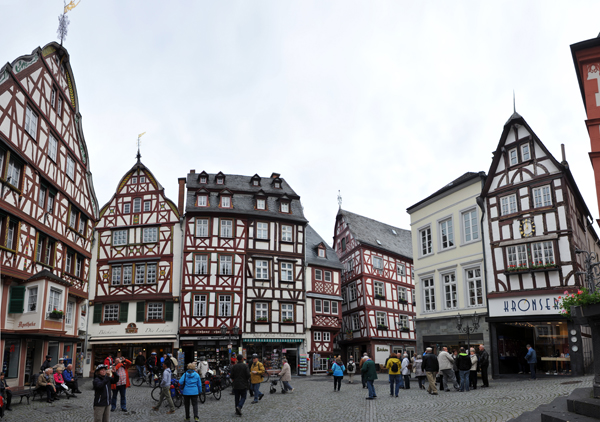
[36,355,82,403]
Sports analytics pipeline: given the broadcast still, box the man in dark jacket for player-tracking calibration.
[40,355,53,372]
[360,356,378,399]
[456,347,472,392]
[146,352,158,375]
[134,351,146,378]
[93,364,119,422]
[231,354,251,416]
[478,344,490,388]
[422,348,439,395]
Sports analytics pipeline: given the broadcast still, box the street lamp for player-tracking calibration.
[456,312,480,350]
[575,248,600,293]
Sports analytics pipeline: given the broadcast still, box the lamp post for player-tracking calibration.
[455,312,480,350]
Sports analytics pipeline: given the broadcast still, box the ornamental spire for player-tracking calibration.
[137,132,146,163]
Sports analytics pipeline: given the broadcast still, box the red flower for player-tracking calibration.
[578,290,583,295]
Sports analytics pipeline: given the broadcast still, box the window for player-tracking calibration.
[143,200,151,212]
[57,96,63,115]
[133,198,141,213]
[143,227,158,243]
[66,301,74,325]
[323,332,331,342]
[256,198,266,210]
[123,203,131,214]
[376,311,386,327]
[324,271,331,282]
[315,269,322,280]
[4,218,17,251]
[280,202,289,213]
[216,177,224,185]
[440,218,454,249]
[103,304,119,322]
[147,302,163,320]
[195,218,209,237]
[374,281,385,298]
[252,179,259,186]
[195,255,208,275]
[281,225,292,242]
[135,264,146,284]
[123,265,132,285]
[509,148,518,166]
[51,87,57,108]
[533,185,552,208]
[25,106,38,139]
[345,259,353,273]
[78,215,87,235]
[146,263,156,284]
[193,294,207,317]
[443,273,457,309]
[507,244,528,269]
[532,241,555,266]
[318,248,325,258]
[6,155,23,188]
[274,181,281,189]
[197,195,208,207]
[220,219,232,238]
[218,295,231,317]
[398,315,409,328]
[398,286,407,301]
[521,143,531,161]
[113,230,127,246]
[256,222,268,239]
[220,196,231,208]
[462,209,479,242]
[255,302,268,320]
[341,237,346,251]
[420,227,432,256]
[69,207,77,229]
[352,313,360,330]
[131,176,137,184]
[314,331,321,342]
[466,268,483,307]
[373,256,383,270]
[315,299,322,313]
[280,262,293,282]
[331,301,338,315]
[349,283,357,301]
[255,260,269,280]
[220,255,232,275]
[200,176,207,184]
[111,265,122,285]
[140,176,145,183]
[36,234,55,266]
[323,300,330,313]
[397,263,405,276]
[26,287,38,312]
[46,190,55,214]
[500,194,517,216]
[423,278,435,312]
[48,133,58,161]
[281,304,293,322]
[66,156,75,180]
[48,288,62,313]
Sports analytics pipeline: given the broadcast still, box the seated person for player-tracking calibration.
[0,372,12,411]
[54,369,75,398]
[37,368,58,403]
[63,364,81,393]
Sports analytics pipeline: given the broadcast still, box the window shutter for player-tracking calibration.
[93,304,102,323]
[119,302,129,323]
[165,301,174,322]
[8,286,25,314]
[136,301,145,322]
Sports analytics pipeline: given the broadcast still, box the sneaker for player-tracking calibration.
[184,419,190,422]
[235,406,242,416]
[111,408,116,412]
[152,406,159,411]
[195,418,199,422]
[251,401,258,404]
[166,410,175,414]
[289,388,294,393]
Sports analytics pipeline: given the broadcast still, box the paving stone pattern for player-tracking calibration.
[4,375,593,422]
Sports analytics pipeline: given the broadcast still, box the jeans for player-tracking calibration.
[251,383,262,402]
[156,386,174,411]
[111,384,127,410]
[333,376,342,391]
[366,380,376,398]
[234,389,247,409]
[441,369,459,390]
[282,381,293,392]
[469,370,477,389]
[403,374,411,389]
[529,363,536,379]
[136,365,145,378]
[389,374,402,396]
[459,370,470,392]
[183,395,199,419]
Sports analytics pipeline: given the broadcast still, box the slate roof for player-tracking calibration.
[305,224,343,269]
[185,172,307,223]
[24,270,72,287]
[337,209,412,259]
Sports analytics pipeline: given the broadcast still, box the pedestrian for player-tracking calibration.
[413,354,426,390]
[361,355,378,399]
[279,358,294,393]
[0,372,13,411]
[456,347,471,392]
[437,346,459,392]
[134,351,146,378]
[231,354,251,416]
[197,356,209,380]
[63,364,82,393]
[54,357,66,373]
[249,354,265,404]
[331,357,345,392]
[40,355,53,372]
[359,352,369,388]
[104,354,114,368]
[93,364,119,422]
[179,362,202,421]
[152,361,175,414]
[478,344,490,387]
[54,368,76,398]
[525,344,537,380]
[452,350,460,382]
[37,368,58,403]
[385,352,402,397]
[169,353,178,376]
[111,357,129,412]
[469,348,478,390]
[147,352,158,377]
[346,356,356,384]
[422,347,439,395]
[401,353,411,389]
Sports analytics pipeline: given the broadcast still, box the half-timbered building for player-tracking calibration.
[480,112,600,377]
[86,158,181,375]
[305,224,343,374]
[334,209,415,366]
[0,43,98,385]
[178,171,308,373]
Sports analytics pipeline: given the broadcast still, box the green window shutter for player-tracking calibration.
[93,304,102,323]
[119,302,129,323]
[136,301,145,322]
[165,301,174,322]
[8,286,25,314]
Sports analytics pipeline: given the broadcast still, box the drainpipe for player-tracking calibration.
[476,172,492,376]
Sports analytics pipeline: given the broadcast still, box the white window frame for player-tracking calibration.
[146,263,157,284]
[323,300,330,313]
[195,218,209,237]
[143,200,151,212]
[315,299,322,313]
[220,196,231,208]
[533,185,552,208]
[65,301,74,325]
[521,143,531,161]
[48,133,58,161]
[374,281,385,298]
[318,249,325,258]
[139,176,146,183]
[25,106,38,139]
[507,244,528,269]
[219,295,232,317]
[376,311,387,327]
[220,255,232,275]
[147,302,163,320]
[280,202,289,213]
[349,283,357,301]
[398,314,409,328]
[398,286,407,301]
[323,332,331,342]
[352,313,360,331]
[373,256,383,270]
[324,271,332,282]
[103,304,119,322]
[220,219,233,238]
[466,267,484,307]
[331,301,338,315]
[197,195,208,207]
[255,260,269,280]
[314,331,321,342]
[281,225,293,242]
[280,262,293,282]
[397,263,405,276]
[532,241,555,266]
[135,264,146,284]
[66,156,75,180]
[112,230,127,246]
[256,222,268,239]
[256,198,266,210]
[123,265,132,285]
[143,227,158,243]
[439,218,454,250]
[47,288,62,313]
[195,254,208,275]
[315,269,322,281]
[462,208,479,243]
[442,272,457,310]
[255,302,268,320]
[281,304,294,321]
[26,286,38,312]
[509,148,518,166]
[193,294,207,317]
[111,265,122,285]
[500,194,517,216]
[423,277,435,312]
[133,198,142,213]
[123,203,131,214]
[420,226,432,256]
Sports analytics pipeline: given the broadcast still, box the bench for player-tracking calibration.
[5,386,31,405]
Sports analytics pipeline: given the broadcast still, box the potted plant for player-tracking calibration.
[398,298,408,305]
[49,309,64,319]
[377,324,388,331]
[558,288,600,319]
[256,317,268,322]
[400,326,410,332]
[282,318,294,323]
[375,294,386,300]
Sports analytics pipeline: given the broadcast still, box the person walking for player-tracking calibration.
[361,356,378,399]
[456,347,471,392]
[525,344,537,380]
[179,363,202,421]
[231,354,251,416]
[437,346,459,392]
[452,350,460,382]
[401,353,411,389]
[346,356,356,384]
[331,357,345,392]
[134,351,146,378]
[478,344,490,387]
[169,353,178,376]
[279,358,294,393]
[93,364,119,422]
[413,354,426,390]
[359,353,369,388]
[152,361,175,414]
[469,348,478,390]
[37,368,58,403]
[250,354,265,404]
[197,356,209,380]
[385,352,402,397]
[110,357,129,412]
[0,372,13,411]
[422,348,439,395]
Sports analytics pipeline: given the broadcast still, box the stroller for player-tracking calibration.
[269,375,287,394]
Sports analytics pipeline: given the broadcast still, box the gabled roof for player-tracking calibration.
[570,35,600,113]
[305,224,343,269]
[337,209,412,259]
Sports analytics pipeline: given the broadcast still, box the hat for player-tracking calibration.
[252,353,258,358]
[95,364,108,371]
[58,358,64,361]
[151,352,157,355]
[46,355,52,359]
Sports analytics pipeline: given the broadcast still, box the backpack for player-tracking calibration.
[347,362,355,372]
[391,360,399,372]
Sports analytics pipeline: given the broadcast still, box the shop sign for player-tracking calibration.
[374,344,390,365]
[17,321,36,328]
[489,293,561,317]
[125,323,138,334]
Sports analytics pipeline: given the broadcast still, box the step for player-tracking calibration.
[541,409,599,422]
[509,396,567,422]
[568,388,600,419]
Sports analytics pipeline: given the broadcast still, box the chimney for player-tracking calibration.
[190,169,196,174]
[270,172,280,179]
[177,177,186,216]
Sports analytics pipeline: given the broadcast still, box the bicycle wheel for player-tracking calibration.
[132,376,144,387]
[213,386,221,400]
[261,372,270,383]
[199,392,206,404]
[151,386,161,401]
[173,393,183,408]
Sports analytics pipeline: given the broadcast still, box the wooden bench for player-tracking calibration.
[6,386,31,405]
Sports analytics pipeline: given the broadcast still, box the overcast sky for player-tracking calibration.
[3,1,600,247]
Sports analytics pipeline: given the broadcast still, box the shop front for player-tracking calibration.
[178,335,241,370]
[242,335,306,375]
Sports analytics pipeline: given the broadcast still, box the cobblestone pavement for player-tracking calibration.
[3,374,593,422]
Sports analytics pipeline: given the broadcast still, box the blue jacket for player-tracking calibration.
[63,369,75,382]
[525,348,537,364]
[331,362,345,377]
[179,370,202,396]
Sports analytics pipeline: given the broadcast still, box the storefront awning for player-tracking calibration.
[88,335,177,344]
[242,338,304,343]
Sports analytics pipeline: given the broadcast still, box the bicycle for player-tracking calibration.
[133,369,160,387]
[198,374,221,403]
[151,379,183,408]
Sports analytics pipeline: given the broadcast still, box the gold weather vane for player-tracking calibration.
[137,132,146,162]
[64,0,81,13]
[57,0,81,45]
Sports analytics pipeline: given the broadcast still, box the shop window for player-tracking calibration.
[3,339,21,378]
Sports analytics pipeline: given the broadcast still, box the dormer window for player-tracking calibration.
[220,196,231,208]
[217,177,224,185]
[318,247,326,258]
[216,171,226,185]
[198,171,209,184]
[253,180,259,186]
[274,182,281,189]
[197,195,208,207]
[251,174,261,187]
[200,176,207,183]
[280,202,290,213]
[257,198,266,210]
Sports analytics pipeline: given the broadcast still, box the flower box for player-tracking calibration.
[282,318,294,323]
[48,310,64,320]
[398,298,408,305]
[377,325,388,331]
[400,326,410,332]
[375,294,386,301]
[256,318,268,323]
